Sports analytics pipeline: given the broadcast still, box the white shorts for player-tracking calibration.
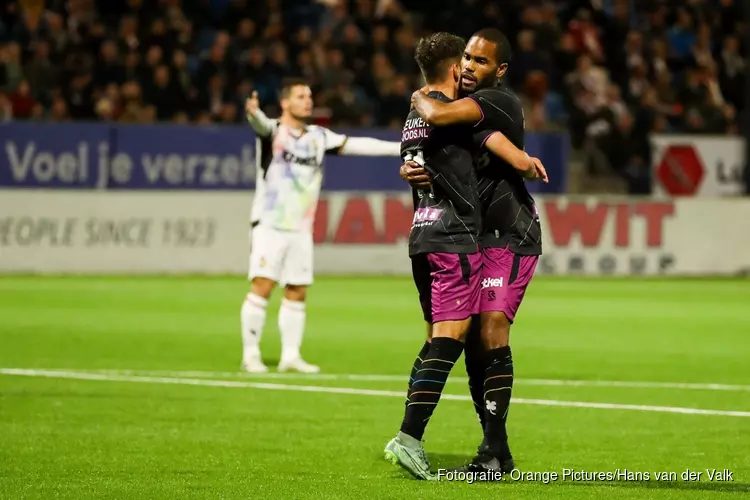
[248,224,314,286]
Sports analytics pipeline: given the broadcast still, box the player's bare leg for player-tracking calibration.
[386,319,469,480]
[240,277,275,373]
[277,284,319,373]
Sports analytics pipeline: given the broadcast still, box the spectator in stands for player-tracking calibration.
[522,71,565,132]
[1,42,23,92]
[48,93,69,121]
[0,91,11,121]
[552,33,579,89]
[9,78,35,118]
[567,9,604,63]
[649,38,671,84]
[511,30,550,90]
[320,48,347,89]
[95,39,126,87]
[377,73,409,128]
[668,8,697,61]
[118,79,146,123]
[720,34,745,109]
[145,64,183,121]
[233,18,257,56]
[24,39,57,103]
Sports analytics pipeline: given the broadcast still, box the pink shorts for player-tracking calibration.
[479,246,538,322]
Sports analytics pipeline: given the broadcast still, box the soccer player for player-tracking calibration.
[242,78,401,373]
[406,28,544,475]
[382,32,545,481]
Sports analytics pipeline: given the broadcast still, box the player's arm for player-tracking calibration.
[323,128,401,156]
[244,91,276,137]
[411,90,482,126]
[482,131,549,183]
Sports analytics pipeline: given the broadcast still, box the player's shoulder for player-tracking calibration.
[471,85,521,106]
[306,124,324,134]
[308,124,345,137]
[428,90,453,103]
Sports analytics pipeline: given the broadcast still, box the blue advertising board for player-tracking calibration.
[0,122,568,193]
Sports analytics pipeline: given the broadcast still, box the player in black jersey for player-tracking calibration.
[383,32,483,481]
[405,28,545,477]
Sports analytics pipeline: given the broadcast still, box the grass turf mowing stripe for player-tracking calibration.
[2,368,750,418]
[26,368,750,392]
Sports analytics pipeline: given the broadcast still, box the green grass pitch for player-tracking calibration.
[1,276,749,499]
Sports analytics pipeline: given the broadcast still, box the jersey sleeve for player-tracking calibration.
[471,128,496,150]
[267,119,280,137]
[322,127,348,155]
[467,88,519,130]
[247,110,279,138]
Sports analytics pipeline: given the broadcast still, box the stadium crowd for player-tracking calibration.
[0,0,746,189]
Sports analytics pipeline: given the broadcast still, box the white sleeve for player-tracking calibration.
[322,128,401,156]
[246,109,277,138]
[340,137,401,156]
[322,127,349,154]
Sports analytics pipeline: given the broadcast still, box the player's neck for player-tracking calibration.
[426,81,457,100]
[280,114,305,131]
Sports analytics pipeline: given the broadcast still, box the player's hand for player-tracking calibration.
[245,91,260,117]
[400,160,431,189]
[410,87,429,108]
[528,157,549,183]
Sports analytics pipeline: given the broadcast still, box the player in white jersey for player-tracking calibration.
[241,78,401,373]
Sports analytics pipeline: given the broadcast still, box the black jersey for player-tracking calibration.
[401,91,481,256]
[468,85,543,255]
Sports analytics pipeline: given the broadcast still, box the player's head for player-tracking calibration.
[414,32,466,85]
[460,28,512,93]
[279,78,313,120]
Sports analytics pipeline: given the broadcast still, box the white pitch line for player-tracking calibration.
[1,368,749,418]
[43,368,750,392]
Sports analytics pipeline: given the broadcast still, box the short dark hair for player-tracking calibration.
[279,78,309,99]
[414,32,466,84]
[472,28,512,66]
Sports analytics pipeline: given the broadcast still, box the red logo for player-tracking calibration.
[544,201,674,249]
[655,145,705,195]
[314,196,412,244]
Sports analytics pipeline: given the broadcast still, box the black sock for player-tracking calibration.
[483,346,514,460]
[463,317,486,430]
[400,337,464,441]
[405,341,431,407]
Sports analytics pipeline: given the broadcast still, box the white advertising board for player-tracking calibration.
[651,135,745,197]
[1,191,750,276]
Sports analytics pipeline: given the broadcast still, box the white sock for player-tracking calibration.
[279,298,306,362]
[241,293,268,362]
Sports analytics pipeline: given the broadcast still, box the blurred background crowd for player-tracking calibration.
[0,0,747,191]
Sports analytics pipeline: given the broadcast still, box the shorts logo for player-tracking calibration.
[487,291,496,302]
[260,257,267,268]
[481,277,503,289]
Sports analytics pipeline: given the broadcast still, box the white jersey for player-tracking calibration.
[251,121,347,232]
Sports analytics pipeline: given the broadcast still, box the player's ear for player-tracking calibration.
[496,63,508,81]
[451,63,460,83]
